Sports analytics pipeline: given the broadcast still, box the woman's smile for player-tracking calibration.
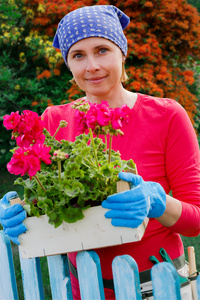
[67,37,124,100]
[85,75,108,84]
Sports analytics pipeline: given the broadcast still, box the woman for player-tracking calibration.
[0,5,200,299]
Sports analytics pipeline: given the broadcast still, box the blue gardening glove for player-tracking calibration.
[0,191,27,245]
[102,172,166,228]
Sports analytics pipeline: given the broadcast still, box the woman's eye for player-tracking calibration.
[73,53,83,59]
[99,48,108,54]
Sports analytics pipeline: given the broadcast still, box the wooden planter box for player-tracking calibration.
[16,180,148,259]
[19,206,148,259]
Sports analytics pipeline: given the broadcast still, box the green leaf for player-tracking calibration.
[14,177,37,189]
[100,164,115,178]
[23,204,31,215]
[37,199,54,214]
[48,211,58,221]
[48,213,63,228]
[29,205,41,218]
[62,181,85,197]
[59,206,84,223]
[64,162,85,178]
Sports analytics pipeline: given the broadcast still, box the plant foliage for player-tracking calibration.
[15,132,135,227]
[1,0,200,171]
[4,102,135,227]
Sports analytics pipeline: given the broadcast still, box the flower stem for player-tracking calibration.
[34,175,46,192]
[89,128,99,169]
[52,125,61,138]
[58,160,62,183]
[105,135,107,154]
[108,135,113,163]
[53,121,68,138]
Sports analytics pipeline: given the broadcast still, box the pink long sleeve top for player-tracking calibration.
[42,93,200,299]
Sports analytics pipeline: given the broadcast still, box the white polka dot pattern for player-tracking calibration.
[53,5,130,67]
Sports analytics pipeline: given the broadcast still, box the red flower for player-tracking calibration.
[3,110,45,147]
[7,144,51,179]
[7,147,27,176]
[74,101,131,133]
[111,105,131,129]
[96,101,112,126]
[31,144,52,165]
[3,112,21,130]
[24,155,41,178]
[85,104,98,130]
[75,110,88,133]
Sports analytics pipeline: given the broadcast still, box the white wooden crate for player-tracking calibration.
[17,179,148,258]
[19,206,148,259]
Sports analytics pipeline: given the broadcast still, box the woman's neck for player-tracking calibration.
[85,86,137,109]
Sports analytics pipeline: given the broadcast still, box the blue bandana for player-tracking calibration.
[53,5,130,66]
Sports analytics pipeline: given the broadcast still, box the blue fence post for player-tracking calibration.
[76,250,105,300]
[19,252,45,300]
[112,255,142,300]
[0,231,18,300]
[47,254,73,300]
[151,262,181,300]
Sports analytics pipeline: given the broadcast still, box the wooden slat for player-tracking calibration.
[197,275,200,298]
[116,180,130,193]
[47,254,73,300]
[0,231,19,300]
[19,253,45,299]
[151,262,181,300]
[2,227,196,300]
[76,250,105,300]
[19,206,147,259]
[188,246,197,276]
[112,255,142,300]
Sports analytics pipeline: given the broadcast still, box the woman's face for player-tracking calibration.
[67,37,124,99]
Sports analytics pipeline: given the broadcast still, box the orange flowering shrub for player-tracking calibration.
[37,70,51,80]
[67,84,85,101]
[22,0,200,124]
[53,68,61,76]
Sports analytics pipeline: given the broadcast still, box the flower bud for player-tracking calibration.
[60,120,68,128]
[52,150,69,161]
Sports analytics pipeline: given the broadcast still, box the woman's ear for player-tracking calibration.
[69,77,77,85]
[121,61,128,83]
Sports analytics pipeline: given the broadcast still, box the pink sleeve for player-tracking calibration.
[164,100,200,236]
[169,202,200,236]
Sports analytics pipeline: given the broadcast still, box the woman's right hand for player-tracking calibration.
[0,191,27,245]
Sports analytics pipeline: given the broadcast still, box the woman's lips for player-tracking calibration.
[86,76,107,83]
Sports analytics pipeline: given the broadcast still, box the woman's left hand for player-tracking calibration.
[101,172,166,228]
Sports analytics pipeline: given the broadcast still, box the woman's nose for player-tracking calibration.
[86,56,100,72]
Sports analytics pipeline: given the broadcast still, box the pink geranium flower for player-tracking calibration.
[24,155,41,178]
[111,105,131,129]
[86,104,98,129]
[7,144,51,179]
[74,100,131,134]
[16,132,46,148]
[23,110,44,136]
[121,105,131,126]
[4,110,45,147]
[30,144,52,165]
[96,101,112,126]
[7,147,27,176]
[26,154,41,179]
[75,110,88,133]
[3,111,21,130]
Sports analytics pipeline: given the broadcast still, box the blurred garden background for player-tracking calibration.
[0,0,200,298]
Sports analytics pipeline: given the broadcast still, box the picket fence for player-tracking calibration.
[0,230,200,300]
